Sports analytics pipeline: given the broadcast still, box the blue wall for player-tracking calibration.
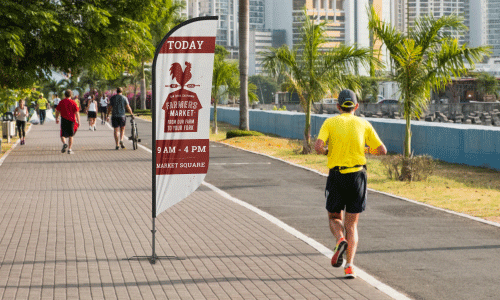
[211,107,500,170]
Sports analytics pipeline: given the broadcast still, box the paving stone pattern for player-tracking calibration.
[0,122,391,300]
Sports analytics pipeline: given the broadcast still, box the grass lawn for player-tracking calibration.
[1,124,26,157]
[210,122,500,223]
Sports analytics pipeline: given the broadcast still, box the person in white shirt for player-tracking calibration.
[14,99,29,145]
[99,92,109,125]
[53,93,61,109]
[86,95,98,131]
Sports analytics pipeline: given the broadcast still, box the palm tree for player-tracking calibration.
[368,7,490,179]
[212,45,239,134]
[474,72,500,100]
[262,10,376,153]
[239,0,249,130]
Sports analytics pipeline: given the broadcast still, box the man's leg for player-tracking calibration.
[120,126,125,141]
[328,212,344,240]
[40,110,45,124]
[60,136,66,144]
[344,212,360,265]
[114,127,120,146]
[68,137,74,150]
[329,211,348,268]
[119,126,126,148]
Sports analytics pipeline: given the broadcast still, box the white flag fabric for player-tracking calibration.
[153,17,218,217]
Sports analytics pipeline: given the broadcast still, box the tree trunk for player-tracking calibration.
[133,84,138,110]
[402,113,412,181]
[140,60,146,110]
[239,0,249,130]
[302,99,312,154]
[213,100,218,134]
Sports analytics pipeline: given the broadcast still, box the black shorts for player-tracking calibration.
[111,116,126,128]
[325,168,367,214]
[99,107,107,113]
[87,111,97,118]
[60,118,75,137]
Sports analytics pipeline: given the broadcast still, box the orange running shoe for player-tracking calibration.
[344,265,357,279]
[331,237,347,268]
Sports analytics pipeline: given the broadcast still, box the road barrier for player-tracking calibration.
[211,107,500,170]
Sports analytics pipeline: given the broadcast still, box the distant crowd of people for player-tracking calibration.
[13,88,134,152]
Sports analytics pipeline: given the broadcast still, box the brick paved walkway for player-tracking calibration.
[0,120,392,299]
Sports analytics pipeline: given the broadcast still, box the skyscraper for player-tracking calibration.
[394,0,467,43]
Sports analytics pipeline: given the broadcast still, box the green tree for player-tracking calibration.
[358,76,383,102]
[249,75,279,104]
[239,0,250,130]
[137,0,185,109]
[212,46,239,134]
[369,7,490,179]
[0,0,158,89]
[262,10,376,153]
[474,72,500,100]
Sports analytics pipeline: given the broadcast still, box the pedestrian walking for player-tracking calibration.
[99,92,109,124]
[37,93,49,125]
[52,93,61,110]
[86,95,98,131]
[55,89,80,154]
[14,99,29,145]
[314,89,387,279]
[107,87,134,150]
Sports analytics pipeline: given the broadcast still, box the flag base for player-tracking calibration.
[125,217,184,264]
[125,255,183,264]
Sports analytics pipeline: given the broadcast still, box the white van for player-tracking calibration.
[322,98,337,104]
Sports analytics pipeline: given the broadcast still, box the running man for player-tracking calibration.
[315,89,387,279]
[37,93,49,125]
[55,89,80,154]
[107,87,134,150]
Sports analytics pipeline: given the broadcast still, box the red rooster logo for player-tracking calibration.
[169,62,192,88]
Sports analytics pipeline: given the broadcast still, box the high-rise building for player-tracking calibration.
[486,0,500,57]
[393,0,467,43]
[185,0,267,58]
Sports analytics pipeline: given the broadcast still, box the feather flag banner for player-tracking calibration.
[153,17,218,218]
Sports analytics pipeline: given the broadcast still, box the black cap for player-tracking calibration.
[338,89,357,108]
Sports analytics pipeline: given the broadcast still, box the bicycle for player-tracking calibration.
[130,116,141,150]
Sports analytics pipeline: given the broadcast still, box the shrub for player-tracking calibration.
[381,154,436,182]
[272,105,287,111]
[134,109,151,115]
[226,130,264,139]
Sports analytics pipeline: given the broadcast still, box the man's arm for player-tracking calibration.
[315,139,328,155]
[365,144,387,155]
[126,104,134,118]
[55,109,60,124]
[75,109,80,125]
[106,105,112,120]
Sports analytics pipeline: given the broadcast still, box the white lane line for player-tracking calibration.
[202,181,412,300]
[218,142,500,229]
[0,124,33,167]
[138,139,410,298]
[138,139,411,298]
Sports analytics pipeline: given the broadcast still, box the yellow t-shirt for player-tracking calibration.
[37,98,48,110]
[317,113,383,173]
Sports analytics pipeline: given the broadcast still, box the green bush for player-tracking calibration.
[226,130,264,139]
[134,109,151,115]
[272,105,287,111]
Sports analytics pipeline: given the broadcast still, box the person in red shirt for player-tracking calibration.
[55,89,80,154]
